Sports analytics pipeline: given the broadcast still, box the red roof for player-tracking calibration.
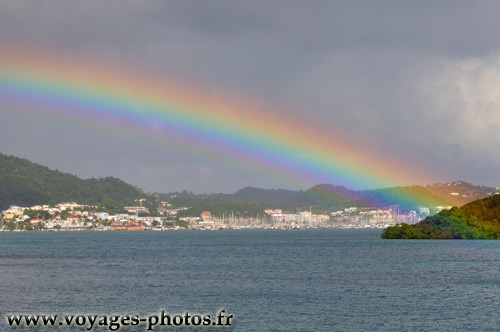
[201,211,211,215]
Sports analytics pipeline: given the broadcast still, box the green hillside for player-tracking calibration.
[360,185,449,212]
[167,191,267,217]
[1,153,497,216]
[235,186,301,203]
[166,182,499,217]
[0,153,146,210]
[425,181,498,206]
[381,194,500,239]
[283,184,364,212]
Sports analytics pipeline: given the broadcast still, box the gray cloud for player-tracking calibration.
[1,1,500,192]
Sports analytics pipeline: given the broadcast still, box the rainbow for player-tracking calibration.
[0,48,434,195]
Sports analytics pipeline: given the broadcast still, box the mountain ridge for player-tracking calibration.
[0,152,497,215]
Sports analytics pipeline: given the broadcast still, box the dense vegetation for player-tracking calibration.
[235,186,302,203]
[361,186,447,212]
[166,183,487,216]
[167,191,267,217]
[425,181,498,206]
[0,153,146,210]
[1,152,497,217]
[382,195,500,239]
[163,184,364,216]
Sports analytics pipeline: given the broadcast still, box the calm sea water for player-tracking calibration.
[1,229,500,331]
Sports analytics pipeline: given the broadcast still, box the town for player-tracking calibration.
[0,200,440,231]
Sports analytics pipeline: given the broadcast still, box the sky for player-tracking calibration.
[0,1,499,194]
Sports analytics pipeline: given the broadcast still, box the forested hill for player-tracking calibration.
[235,186,302,202]
[1,152,497,215]
[162,182,498,216]
[0,153,146,210]
[382,194,500,239]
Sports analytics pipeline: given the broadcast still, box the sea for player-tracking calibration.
[1,229,500,332]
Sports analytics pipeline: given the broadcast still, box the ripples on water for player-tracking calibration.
[1,229,500,331]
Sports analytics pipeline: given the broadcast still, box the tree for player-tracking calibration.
[176,220,189,228]
[6,221,16,231]
[24,222,34,231]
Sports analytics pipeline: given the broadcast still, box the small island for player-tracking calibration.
[382,195,500,239]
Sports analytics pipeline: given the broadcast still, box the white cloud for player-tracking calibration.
[419,54,500,164]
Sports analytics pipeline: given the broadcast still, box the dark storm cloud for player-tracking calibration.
[1,1,500,192]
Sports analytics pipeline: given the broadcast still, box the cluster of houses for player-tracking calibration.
[0,202,225,231]
[179,207,424,230]
[0,202,160,231]
[259,207,428,229]
[327,206,430,228]
[262,209,330,229]
[1,200,433,231]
